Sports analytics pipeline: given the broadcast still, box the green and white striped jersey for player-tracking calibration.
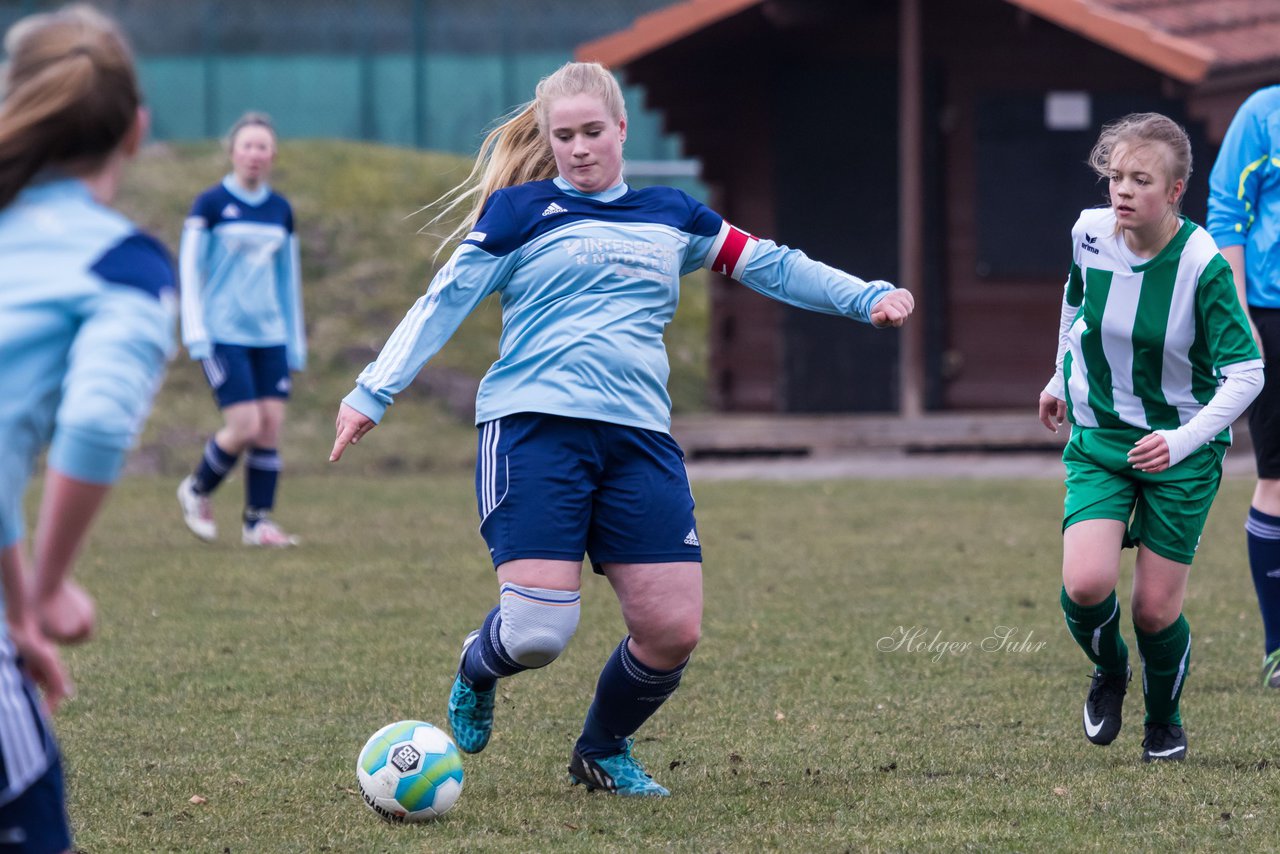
[1057,208,1261,440]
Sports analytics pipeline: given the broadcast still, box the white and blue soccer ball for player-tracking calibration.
[356,720,464,822]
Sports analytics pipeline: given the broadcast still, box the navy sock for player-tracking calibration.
[192,438,238,494]
[575,637,686,759]
[244,447,280,526]
[1246,507,1280,655]
[460,607,527,690]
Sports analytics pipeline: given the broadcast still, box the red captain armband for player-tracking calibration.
[705,221,759,280]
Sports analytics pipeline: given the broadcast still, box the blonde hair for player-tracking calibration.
[0,4,141,209]
[429,61,627,248]
[1088,112,1192,210]
[225,110,276,152]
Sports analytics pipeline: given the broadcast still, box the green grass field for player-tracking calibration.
[52,472,1280,852]
[35,138,1279,851]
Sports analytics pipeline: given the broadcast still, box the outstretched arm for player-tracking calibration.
[697,220,906,323]
[337,242,512,432]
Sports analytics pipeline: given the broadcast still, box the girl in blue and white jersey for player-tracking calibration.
[0,6,175,851]
[176,113,305,548]
[331,61,913,797]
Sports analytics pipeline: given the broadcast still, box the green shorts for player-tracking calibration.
[1062,426,1226,565]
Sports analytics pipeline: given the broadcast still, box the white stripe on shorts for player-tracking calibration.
[481,421,495,517]
[201,356,225,389]
[0,639,49,806]
[479,420,508,523]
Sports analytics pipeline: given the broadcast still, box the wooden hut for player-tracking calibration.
[580,0,1280,413]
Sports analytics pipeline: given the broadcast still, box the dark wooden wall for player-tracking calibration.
[619,0,1244,412]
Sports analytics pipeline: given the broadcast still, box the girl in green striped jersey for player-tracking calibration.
[1038,113,1264,763]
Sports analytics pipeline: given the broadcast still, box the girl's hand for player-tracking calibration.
[1038,392,1066,433]
[9,616,72,713]
[870,289,914,328]
[330,403,376,462]
[1128,433,1171,473]
[38,578,95,643]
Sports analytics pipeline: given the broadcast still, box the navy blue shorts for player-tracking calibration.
[475,413,702,572]
[0,660,69,854]
[201,343,291,408]
[0,756,70,854]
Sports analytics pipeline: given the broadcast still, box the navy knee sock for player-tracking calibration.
[244,447,281,525]
[192,438,237,494]
[1246,507,1280,655]
[460,607,528,690]
[575,637,686,759]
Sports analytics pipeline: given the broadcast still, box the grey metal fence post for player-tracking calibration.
[413,0,427,148]
[201,0,218,138]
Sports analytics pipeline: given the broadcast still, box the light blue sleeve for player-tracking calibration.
[277,234,306,371]
[343,244,515,424]
[178,217,212,360]
[689,224,895,322]
[1208,93,1270,248]
[47,287,174,484]
[737,238,895,321]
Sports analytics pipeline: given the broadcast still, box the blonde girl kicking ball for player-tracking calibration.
[1039,113,1263,762]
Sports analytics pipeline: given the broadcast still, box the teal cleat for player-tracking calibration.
[568,740,670,797]
[1263,649,1280,689]
[447,631,496,754]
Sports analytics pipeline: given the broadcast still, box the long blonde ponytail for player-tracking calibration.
[0,4,141,209]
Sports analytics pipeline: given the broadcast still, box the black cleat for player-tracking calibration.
[1082,666,1130,746]
[1141,722,1188,762]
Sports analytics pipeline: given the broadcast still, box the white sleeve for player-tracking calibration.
[1154,363,1265,467]
[277,234,306,371]
[1043,291,1077,400]
[178,216,211,359]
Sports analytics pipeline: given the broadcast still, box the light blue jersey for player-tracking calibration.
[345,178,896,432]
[179,175,306,370]
[1208,86,1280,308]
[0,177,174,803]
[0,178,176,550]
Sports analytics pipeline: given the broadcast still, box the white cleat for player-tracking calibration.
[177,475,217,542]
[242,519,300,548]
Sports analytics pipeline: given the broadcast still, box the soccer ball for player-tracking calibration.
[356,720,464,822]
